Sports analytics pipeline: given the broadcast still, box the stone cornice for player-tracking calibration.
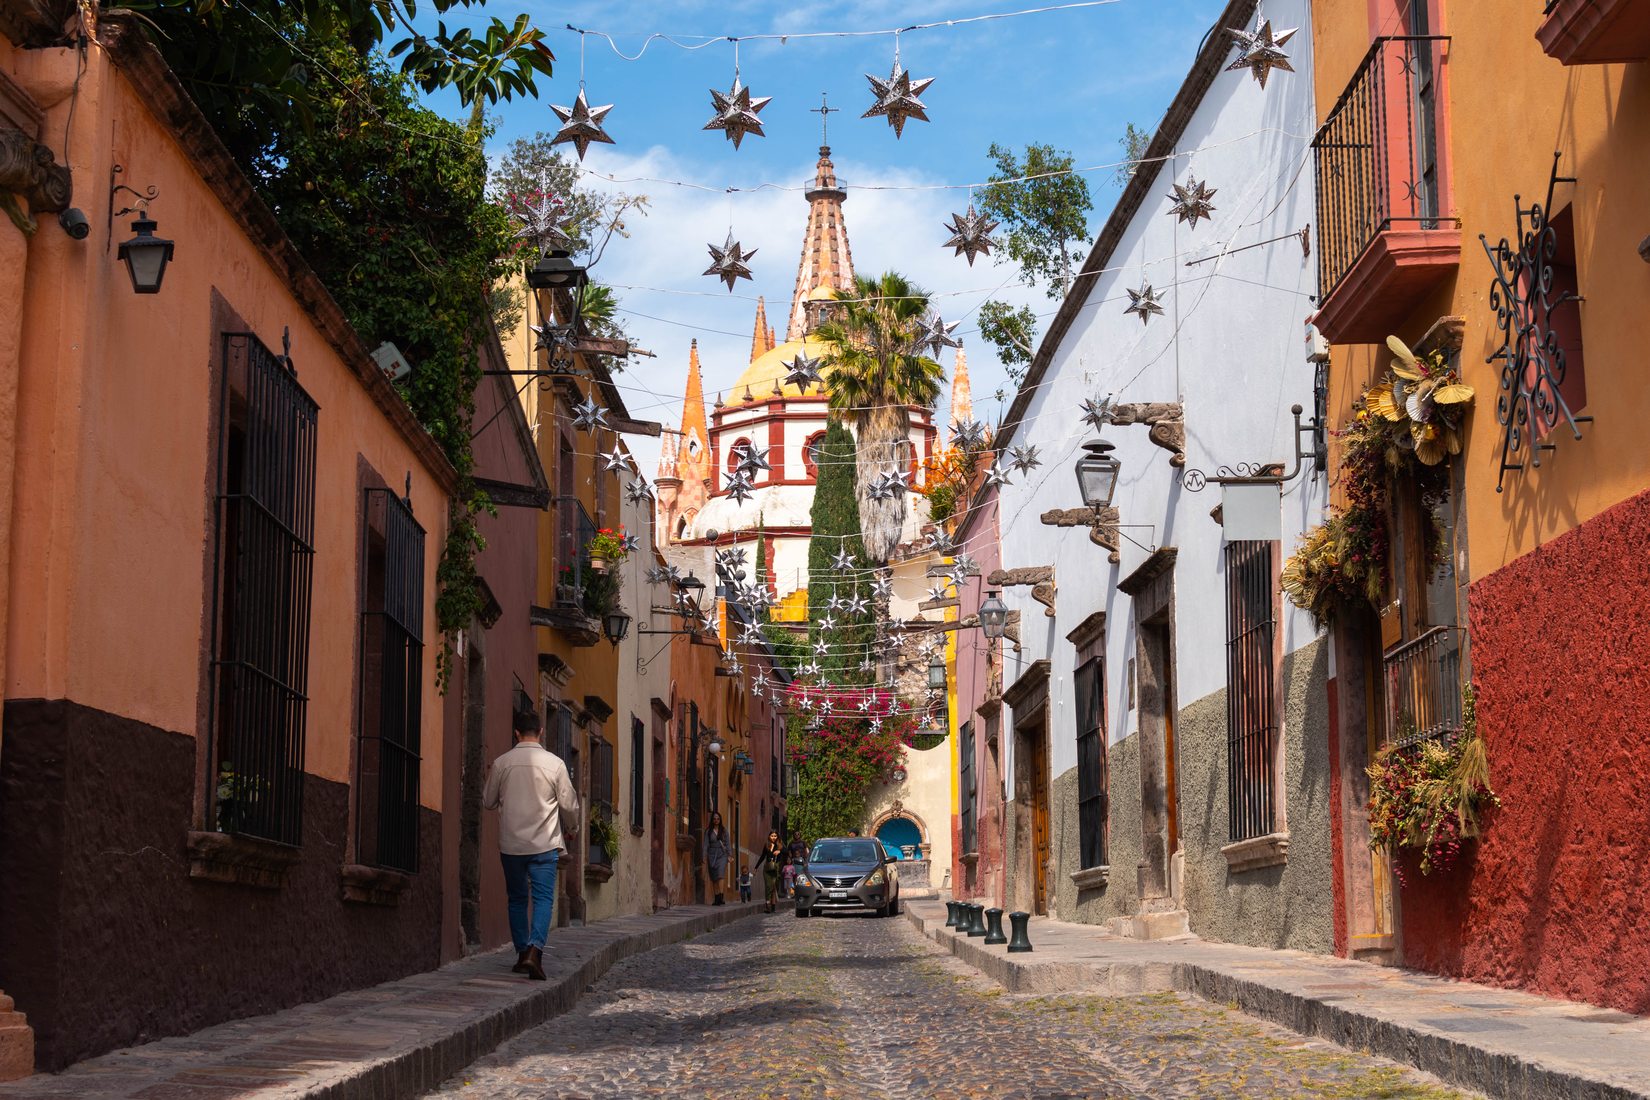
[1118,547,1179,597]
[1002,659,1051,713]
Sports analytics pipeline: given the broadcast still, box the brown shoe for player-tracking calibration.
[512,950,531,974]
[524,946,546,981]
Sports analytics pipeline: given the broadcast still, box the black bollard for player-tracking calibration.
[984,907,1007,945]
[966,903,988,937]
[944,900,959,927]
[1007,911,1033,952]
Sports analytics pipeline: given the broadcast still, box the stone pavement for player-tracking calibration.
[429,906,1471,1099]
[910,898,1650,1100]
[0,902,759,1099]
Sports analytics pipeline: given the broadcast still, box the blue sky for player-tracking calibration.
[438,0,1232,474]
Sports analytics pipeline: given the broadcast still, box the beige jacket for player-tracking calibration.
[482,741,581,856]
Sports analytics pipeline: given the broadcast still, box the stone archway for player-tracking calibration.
[869,801,930,859]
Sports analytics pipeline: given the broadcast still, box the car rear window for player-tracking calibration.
[810,841,880,863]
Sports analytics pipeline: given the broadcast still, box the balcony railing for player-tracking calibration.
[1312,36,1451,301]
[1383,626,1464,746]
[553,495,598,608]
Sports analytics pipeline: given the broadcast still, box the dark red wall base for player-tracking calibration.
[1399,487,1650,1014]
[0,698,441,1070]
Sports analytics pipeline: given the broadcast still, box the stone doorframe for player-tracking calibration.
[868,802,931,858]
[1118,548,1181,911]
[1003,660,1052,916]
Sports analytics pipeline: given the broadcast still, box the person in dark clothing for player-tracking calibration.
[704,810,730,906]
[754,831,786,912]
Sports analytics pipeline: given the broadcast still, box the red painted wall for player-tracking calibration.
[1399,487,1650,1014]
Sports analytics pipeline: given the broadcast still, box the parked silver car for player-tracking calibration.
[793,837,901,917]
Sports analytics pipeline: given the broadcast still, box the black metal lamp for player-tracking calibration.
[1074,437,1122,509]
[978,591,1009,641]
[927,651,947,690]
[526,247,589,291]
[602,606,632,646]
[117,214,174,294]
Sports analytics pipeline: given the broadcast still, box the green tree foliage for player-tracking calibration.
[784,685,914,844]
[806,419,876,685]
[978,142,1094,299]
[813,273,944,562]
[119,0,553,155]
[1113,122,1151,187]
[976,299,1039,372]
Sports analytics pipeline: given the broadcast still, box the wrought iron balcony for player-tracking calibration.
[1310,36,1459,344]
[1538,0,1650,65]
[1383,625,1464,746]
[528,495,602,646]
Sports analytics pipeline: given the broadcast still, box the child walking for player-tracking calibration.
[737,865,753,903]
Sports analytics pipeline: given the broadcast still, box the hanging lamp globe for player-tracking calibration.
[978,591,1009,640]
[117,214,174,294]
[1075,438,1122,509]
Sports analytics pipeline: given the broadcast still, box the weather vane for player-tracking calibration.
[810,92,839,147]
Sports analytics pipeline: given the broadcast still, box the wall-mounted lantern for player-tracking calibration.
[927,651,947,690]
[117,213,174,294]
[707,733,724,755]
[1074,437,1121,510]
[891,765,908,784]
[526,247,589,291]
[978,591,1009,641]
[602,606,632,646]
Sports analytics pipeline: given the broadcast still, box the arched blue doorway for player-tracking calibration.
[876,816,923,859]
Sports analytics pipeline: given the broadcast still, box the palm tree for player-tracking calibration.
[813,272,945,562]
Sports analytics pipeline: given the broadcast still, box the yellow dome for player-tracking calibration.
[729,335,834,405]
[806,284,837,302]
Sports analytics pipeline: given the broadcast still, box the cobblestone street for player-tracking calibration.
[429,913,1472,1099]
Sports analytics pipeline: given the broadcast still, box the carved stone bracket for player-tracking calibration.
[0,126,72,236]
[986,565,1056,618]
[1040,507,1120,564]
[1107,402,1186,467]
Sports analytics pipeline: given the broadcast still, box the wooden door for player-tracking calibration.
[1030,722,1051,915]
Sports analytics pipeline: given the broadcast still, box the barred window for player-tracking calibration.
[209,332,318,847]
[1225,540,1279,842]
[356,486,426,872]
[1074,658,1108,869]
[958,720,976,855]
[629,716,646,831]
[590,733,614,817]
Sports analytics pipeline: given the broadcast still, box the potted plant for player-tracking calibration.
[585,527,628,573]
[588,808,621,866]
[214,762,267,833]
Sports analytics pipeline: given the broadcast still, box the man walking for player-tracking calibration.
[483,709,580,982]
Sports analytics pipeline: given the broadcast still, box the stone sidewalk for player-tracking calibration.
[910,898,1650,1100]
[0,902,760,1099]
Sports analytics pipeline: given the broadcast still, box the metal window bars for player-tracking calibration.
[1074,659,1108,869]
[1383,626,1465,747]
[1225,540,1278,843]
[1311,36,1451,302]
[958,720,977,856]
[356,487,426,873]
[209,332,318,848]
[553,495,598,609]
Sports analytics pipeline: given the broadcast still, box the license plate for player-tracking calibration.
[829,890,847,899]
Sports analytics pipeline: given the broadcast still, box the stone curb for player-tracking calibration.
[905,904,1649,1100]
[304,903,762,1099]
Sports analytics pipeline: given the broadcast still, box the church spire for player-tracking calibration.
[749,296,772,362]
[948,342,973,435]
[786,146,856,341]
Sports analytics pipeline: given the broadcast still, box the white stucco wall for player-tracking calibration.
[994,0,1323,783]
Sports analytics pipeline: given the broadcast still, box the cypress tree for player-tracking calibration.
[807,418,876,686]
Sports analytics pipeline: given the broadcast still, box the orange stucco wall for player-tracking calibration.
[1311,0,1650,580]
[2,37,451,806]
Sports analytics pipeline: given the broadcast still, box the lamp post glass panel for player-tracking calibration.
[978,591,1009,640]
[603,607,631,645]
[1075,439,1121,509]
[117,215,175,294]
[927,652,947,690]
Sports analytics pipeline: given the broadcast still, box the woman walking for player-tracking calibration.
[754,831,786,913]
[704,810,730,906]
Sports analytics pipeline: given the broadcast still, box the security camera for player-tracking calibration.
[58,208,90,240]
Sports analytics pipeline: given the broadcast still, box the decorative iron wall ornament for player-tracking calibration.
[1480,153,1591,493]
[1180,405,1316,492]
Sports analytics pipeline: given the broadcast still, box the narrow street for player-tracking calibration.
[430,913,1469,1099]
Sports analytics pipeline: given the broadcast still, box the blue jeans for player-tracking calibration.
[500,850,559,953]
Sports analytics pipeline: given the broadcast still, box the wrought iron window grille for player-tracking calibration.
[1225,540,1279,843]
[1384,625,1465,748]
[1481,153,1591,493]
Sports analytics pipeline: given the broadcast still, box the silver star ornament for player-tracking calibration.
[1079,397,1112,432]
[783,351,824,394]
[942,203,999,266]
[571,396,608,432]
[724,470,755,504]
[830,548,857,571]
[626,478,652,505]
[983,464,1012,490]
[950,418,988,450]
[602,446,630,474]
[1226,16,1298,89]
[549,90,616,161]
[917,312,962,358]
[1009,444,1042,474]
[704,233,757,291]
[862,63,934,138]
[735,443,771,477]
[1125,283,1166,324]
[703,79,772,149]
[1167,176,1219,227]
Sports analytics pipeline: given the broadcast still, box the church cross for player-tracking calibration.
[810,92,839,147]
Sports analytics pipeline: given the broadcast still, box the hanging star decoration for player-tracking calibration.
[872,575,893,601]
[619,533,642,553]
[869,717,883,733]
[862,62,934,138]
[950,418,989,450]
[926,583,950,603]
[951,552,979,579]
[530,320,570,356]
[740,623,765,645]
[716,547,748,573]
[549,90,616,161]
[820,696,834,715]
[626,478,652,505]
[727,657,743,677]
[830,547,857,571]
[824,591,843,612]
[724,470,755,504]
[983,464,1012,490]
[926,529,959,555]
[942,203,999,266]
[571,396,608,432]
[783,351,824,394]
[512,188,576,258]
[859,656,875,672]
[1226,15,1298,89]
[704,232,757,291]
[1079,396,1113,433]
[1125,283,1166,325]
[812,638,829,655]
[801,660,823,677]
[703,79,772,148]
[844,594,869,617]
[1009,444,1042,474]
[1167,175,1219,228]
[753,670,769,692]
[665,564,685,585]
[858,696,873,713]
[869,470,911,501]
[916,312,962,358]
[735,443,770,477]
[819,614,838,633]
[602,446,630,474]
[645,564,669,585]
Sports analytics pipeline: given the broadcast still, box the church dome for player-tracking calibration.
[728,334,835,406]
